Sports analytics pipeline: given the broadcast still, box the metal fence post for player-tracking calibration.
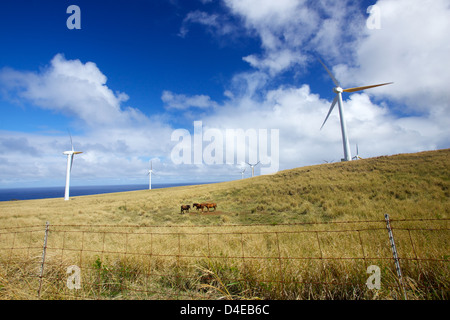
[38,221,50,299]
[384,214,407,300]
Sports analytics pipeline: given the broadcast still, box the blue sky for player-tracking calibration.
[1,0,449,188]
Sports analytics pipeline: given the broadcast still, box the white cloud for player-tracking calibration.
[162,90,218,110]
[0,54,145,128]
[224,0,301,30]
[243,49,307,76]
[179,10,237,38]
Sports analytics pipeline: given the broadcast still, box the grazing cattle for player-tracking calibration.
[202,203,217,212]
[180,204,190,214]
[193,203,202,211]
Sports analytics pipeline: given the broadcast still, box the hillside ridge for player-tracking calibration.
[0,148,448,227]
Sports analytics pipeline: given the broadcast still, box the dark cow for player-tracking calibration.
[180,204,190,214]
[193,203,202,211]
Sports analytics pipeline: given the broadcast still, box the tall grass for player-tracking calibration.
[1,219,448,300]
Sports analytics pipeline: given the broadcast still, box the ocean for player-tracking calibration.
[0,183,211,202]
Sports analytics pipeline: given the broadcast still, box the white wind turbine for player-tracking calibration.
[147,160,155,190]
[352,144,362,160]
[63,132,82,201]
[240,168,246,179]
[318,58,393,161]
[246,161,260,178]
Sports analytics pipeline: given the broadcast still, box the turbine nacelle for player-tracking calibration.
[63,151,82,155]
[333,87,343,94]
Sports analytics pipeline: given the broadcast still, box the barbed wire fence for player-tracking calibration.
[0,215,448,300]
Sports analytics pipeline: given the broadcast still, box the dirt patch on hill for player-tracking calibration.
[187,210,227,216]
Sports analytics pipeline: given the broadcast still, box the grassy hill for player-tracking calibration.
[1,149,448,227]
[0,149,448,300]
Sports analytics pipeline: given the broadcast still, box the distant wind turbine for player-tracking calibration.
[147,160,156,190]
[63,131,82,201]
[240,168,246,179]
[246,161,260,178]
[318,58,393,161]
[352,144,362,160]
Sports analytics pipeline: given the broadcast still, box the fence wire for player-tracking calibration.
[0,217,448,300]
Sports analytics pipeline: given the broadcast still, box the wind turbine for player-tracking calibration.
[147,160,155,190]
[352,144,362,160]
[240,168,246,179]
[246,161,260,177]
[318,58,393,161]
[63,132,82,201]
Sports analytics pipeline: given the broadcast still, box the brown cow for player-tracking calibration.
[192,203,202,211]
[180,204,190,214]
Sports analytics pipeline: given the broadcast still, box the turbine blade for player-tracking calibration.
[68,129,74,151]
[343,82,393,93]
[317,57,340,87]
[70,155,74,172]
[320,96,338,130]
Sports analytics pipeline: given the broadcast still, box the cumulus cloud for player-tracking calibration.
[0,54,143,128]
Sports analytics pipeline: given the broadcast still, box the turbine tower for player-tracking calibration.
[246,161,260,178]
[318,58,393,161]
[63,132,82,201]
[147,160,156,190]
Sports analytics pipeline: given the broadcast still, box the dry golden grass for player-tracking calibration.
[0,149,449,299]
